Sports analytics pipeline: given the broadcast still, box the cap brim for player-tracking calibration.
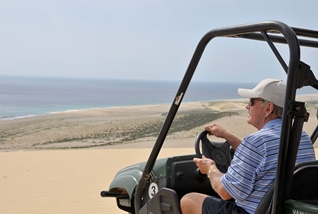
[237,88,258,98]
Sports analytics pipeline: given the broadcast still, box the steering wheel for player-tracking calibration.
[195,130,232,173]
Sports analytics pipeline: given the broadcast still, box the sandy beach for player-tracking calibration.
[0,96,317,214]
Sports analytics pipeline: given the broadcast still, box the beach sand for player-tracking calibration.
[0,96,317,214]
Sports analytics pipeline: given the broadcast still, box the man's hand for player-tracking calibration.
[193,155,217,174]
[204,123,242,149]
[204,123,227,138]
[194,155,232,200]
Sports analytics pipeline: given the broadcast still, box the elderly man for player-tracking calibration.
[180,78,316,214]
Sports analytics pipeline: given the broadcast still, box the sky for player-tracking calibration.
[1,0,318,83]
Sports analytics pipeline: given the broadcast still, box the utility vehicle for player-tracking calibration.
[101,21,318,214]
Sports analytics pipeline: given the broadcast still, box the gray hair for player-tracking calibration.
[273,105,283,118]
[261,100,283,118]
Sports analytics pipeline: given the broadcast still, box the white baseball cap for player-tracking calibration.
[238,78,286,108]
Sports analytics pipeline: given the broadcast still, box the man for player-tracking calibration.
[180,78,316,214]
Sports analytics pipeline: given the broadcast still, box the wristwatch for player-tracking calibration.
[207,166,213,178]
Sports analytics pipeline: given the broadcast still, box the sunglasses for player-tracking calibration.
[249,98,267,106]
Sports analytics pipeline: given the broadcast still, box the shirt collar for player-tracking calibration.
[263,118,282,129]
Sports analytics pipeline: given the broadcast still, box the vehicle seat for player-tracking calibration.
[255,160,318,213]
[289,160,318,205]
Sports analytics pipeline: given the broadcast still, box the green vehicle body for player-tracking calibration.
[108,157,177,199]
[104,154,215,212]
[101,20,318,214]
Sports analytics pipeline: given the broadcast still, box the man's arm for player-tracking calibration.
[207,165,232,200]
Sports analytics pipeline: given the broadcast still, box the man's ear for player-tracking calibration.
[265,102,275,117]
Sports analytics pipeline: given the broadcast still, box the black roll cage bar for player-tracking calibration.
[135,20,318,214]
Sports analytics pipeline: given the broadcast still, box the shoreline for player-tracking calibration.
[1,93,316,121]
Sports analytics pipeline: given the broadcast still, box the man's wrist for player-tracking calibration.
[207,166,215,178]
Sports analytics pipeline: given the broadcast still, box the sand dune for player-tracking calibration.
[1,148,318,214]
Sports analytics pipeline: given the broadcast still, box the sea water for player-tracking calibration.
[0,75,315,120]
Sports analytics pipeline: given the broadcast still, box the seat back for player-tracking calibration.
[255,160,318,213]
[289,160,318,205]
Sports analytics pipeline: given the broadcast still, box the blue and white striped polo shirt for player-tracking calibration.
[220,118,316,214]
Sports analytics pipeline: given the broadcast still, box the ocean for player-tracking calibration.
[0,75,315,120]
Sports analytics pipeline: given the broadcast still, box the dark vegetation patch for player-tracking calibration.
[32,110,238,149]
